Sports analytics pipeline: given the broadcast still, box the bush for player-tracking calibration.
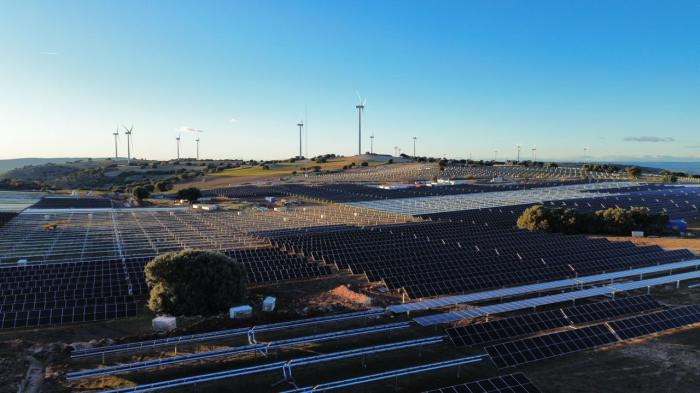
[517,205,669,236]
[145,250,247,316]
[361,161,369,167]
[132,186,150,200]
[155,182,171,192]
[177,187,201,202]
[625,166,642,178]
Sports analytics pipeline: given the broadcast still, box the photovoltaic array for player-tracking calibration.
[445,296,663,348]
[609,305,700,340]
[423,372,542,393]
[485,324,618,368]
[446,310,570,347]
[562,295,661,324]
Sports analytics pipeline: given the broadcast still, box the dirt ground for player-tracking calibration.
[603,236,700,255]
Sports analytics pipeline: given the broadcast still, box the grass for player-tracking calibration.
[209,158,388,178]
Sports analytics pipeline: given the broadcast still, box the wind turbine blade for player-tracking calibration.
[355,90,362,103]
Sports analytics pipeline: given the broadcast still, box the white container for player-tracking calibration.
[17,259,28,266]
[274,207,288,212]
[229,305,253,319]
[152,316,177,331]
[262,297,276,312]
[631,231,645,238]
[265,196,277,203]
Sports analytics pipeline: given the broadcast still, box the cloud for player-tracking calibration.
[230,118,238,123]
[623,136,674,143]
[40,51,59,56]
[685,145,700,149]
[179,127,203,133]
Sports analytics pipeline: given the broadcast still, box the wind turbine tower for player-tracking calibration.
[355,93,365,156]
[370,134,374,155]
[196,137,200,160]
[112,127,119,161]
[413,137,417,158]
[176,134,181,159]
[517,144,521,162]
[123,125,133,164]
[297,121,304,159]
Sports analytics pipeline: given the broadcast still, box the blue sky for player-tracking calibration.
[1,1,699,161]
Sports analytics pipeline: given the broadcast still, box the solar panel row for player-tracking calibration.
[423,372,542,393]
[446,295,662,347]
[485,324,618,369]
[486,304,700,369]
[609,305,700,340]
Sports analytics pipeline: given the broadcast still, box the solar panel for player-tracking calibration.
[389,259,700,314]
[68,321,411,379]
[562,295,661,324]
[423,372,542,393]
[608,305,700,340]
[485,324,618,368]
[414,270,700,326]
[446,309,570,347]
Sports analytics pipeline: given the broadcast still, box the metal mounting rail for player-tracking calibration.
[68,321,411,380]
[281,355,487,392]
[95,336,445,392]
[72,308,385,359]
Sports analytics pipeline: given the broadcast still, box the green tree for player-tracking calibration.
[177,187,202,202]
[516,205,552,232]
[625,166,642,178]
[145,250,247,316]
[132,186,150,200]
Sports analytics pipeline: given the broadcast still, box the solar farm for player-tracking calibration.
[1,165,700,393]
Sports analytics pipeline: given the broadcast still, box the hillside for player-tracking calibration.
[0,158,95,175]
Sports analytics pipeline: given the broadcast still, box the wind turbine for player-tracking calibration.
[355,92,365,156]
[516,144,521,162]
[494,149,498,161]
[196,137,200,160]
[531,147,537,162]
[122,125,133,164]
[176,133,181,159]
[370,133,374,155]
[112,127,119,162]
[583,147,589,163]
[413,137,417,158]
[297,121,304,159]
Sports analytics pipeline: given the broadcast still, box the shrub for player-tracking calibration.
[625,166,642,178]
[517,205,669,235]
[132,186,150,200]
[177,187,202,202]
[361,161,368,167]
[145,250,247,316]
[155,182,171,192]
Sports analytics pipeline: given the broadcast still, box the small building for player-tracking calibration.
[262,296,277,312]
[152,316,177,331]
[631,231,645,238]
[668,219,688,233]
[229,305,253,319]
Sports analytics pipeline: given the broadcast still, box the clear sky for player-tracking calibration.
[1,1,699,161]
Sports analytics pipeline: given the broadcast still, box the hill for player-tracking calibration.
[0,158,94,175]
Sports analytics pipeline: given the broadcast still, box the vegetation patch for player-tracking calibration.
[517,205,670,235]
[145,250,247,317]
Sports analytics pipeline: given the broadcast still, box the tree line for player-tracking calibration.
[516,205,670,236]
